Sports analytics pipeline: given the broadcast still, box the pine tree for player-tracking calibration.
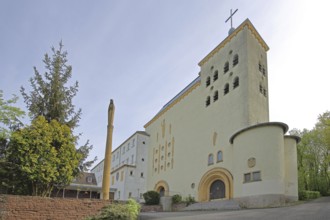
[20,42,96,172]
[21,41,81,128]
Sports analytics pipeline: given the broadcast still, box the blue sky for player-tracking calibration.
[1,0,329,165]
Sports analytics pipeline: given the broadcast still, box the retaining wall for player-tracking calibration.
[0,194,111,220]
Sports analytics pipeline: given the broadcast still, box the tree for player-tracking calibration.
[21,41,80,128]
[292,111,330,196]
[0,90,25,194]
[20,42,96,172]
[7,116,81,196]
[0,90,25,139]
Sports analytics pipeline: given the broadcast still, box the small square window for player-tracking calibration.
[244,173,251,182]
[253,171,261,181]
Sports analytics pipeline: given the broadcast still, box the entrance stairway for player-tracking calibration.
[183,200,241,211]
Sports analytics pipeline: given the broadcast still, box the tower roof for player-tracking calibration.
[198,19,269,67]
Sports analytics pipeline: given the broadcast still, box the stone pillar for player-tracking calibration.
[160,196,173,212]
[102,99,115,200]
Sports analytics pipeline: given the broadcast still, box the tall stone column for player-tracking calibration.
[102,99,115,200]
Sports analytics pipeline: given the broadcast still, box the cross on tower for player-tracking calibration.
[225,9,238,29]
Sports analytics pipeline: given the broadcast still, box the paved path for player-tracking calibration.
[139,197,330,220]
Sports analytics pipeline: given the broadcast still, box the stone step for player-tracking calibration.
[183,199,241,211]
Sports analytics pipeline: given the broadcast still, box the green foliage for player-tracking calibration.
[298,190,321,200]
[292,111,330,197]
[20,42,80,128]
[0,90,25,139]
[86,199,141,220]
[184,195,196,206]
[20,42,96,173]
[172,194,182,204]
[5,116,81,196]
[0,91,25,194]
[143,191,160,205]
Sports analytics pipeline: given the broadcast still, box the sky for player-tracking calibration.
[1,0,329,166]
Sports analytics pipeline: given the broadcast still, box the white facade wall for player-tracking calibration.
[92,160,104,187]
[91,131,149,202]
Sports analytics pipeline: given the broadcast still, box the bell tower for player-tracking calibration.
[199,18,270,136]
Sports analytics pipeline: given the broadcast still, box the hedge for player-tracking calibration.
[86,199,140,220]
[298,190,321,200]
[143,191,160,205]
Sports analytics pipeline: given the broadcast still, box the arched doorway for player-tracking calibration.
[159,186,165,197]
[209,180,225,200]
[154,180,169,197]
[198,167,233,202]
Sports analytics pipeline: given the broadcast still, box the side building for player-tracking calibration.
[92,131,149,202]
[52,172,100,199]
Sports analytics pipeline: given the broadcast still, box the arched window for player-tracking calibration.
[224,83,229,95]
[224,62,229,73]
[206,96,211,107]
[233,77,239,89]
[208,154,214,165]
[206,76,211,87]
[233,54,239,66]
[213,91,219,102]
[217,151,223,162]
[213,70,218,81]
[262,67,266,76]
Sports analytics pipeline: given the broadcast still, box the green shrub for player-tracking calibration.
[172,194,182,204]
[184,195,196,206]
[299,190,321,200]
[86,199,140,220]
[143,191,160,205]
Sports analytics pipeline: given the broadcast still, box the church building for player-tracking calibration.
[143,18,299,208]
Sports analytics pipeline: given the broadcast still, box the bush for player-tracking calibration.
[143,191,160,205]
[172,194,182,204]
[86,199,140,220]
[184,195,196,206]
[299,190,321,200]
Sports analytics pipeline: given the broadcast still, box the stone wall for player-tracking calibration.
[0,194,112,220]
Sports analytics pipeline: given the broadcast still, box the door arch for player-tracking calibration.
[154,180,169,196]
[198,167,233,201]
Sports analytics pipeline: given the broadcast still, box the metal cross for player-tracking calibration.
[225,9,238,28]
